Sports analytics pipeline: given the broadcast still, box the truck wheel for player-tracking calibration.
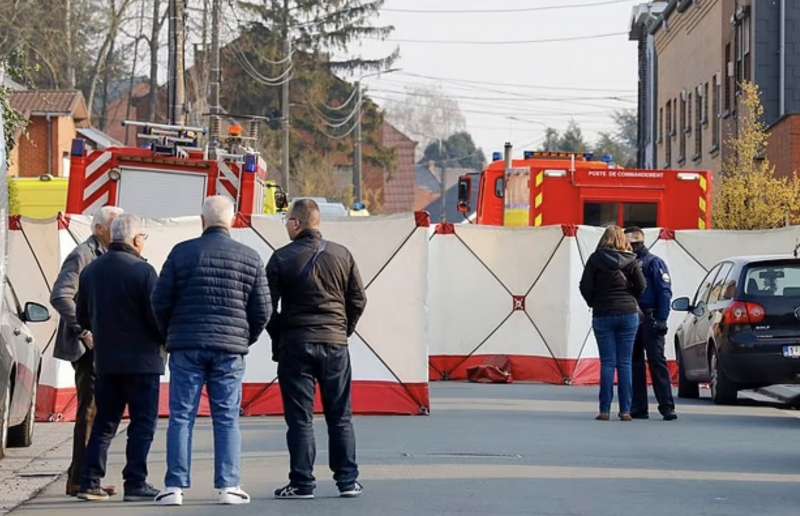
[676,345,699,399]
[710,349,738,405]
[8,377,36,448]
[0,381,10,459]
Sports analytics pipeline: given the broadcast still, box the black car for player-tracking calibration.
[672,256,800,404]
[0,279,50,458]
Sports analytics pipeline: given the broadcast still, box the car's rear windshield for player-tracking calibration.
[744,263,800,297]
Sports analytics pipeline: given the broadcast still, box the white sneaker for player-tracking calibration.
[218,486,251,505]
[154,487,183,506]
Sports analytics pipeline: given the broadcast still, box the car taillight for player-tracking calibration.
[723,301,766,325]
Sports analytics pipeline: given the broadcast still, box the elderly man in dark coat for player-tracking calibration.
[50,205,122,497]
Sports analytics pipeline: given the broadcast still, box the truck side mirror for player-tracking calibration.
[457,176,472,214]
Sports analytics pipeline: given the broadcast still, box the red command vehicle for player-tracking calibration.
[458,150,712,230]
[66,121,284,223]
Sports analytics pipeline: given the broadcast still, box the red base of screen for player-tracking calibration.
[429,355,678,385]
[36,381,430,422]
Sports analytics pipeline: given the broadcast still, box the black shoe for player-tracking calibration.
[339,481,363,498]
[274,484,314,499]
[662,410,678,421]
[77,487,111,502]
[123,483,159,502]
[630,412,650,420]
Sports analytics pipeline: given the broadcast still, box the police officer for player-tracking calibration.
[624,227,677,421]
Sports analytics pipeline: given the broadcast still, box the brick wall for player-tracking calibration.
[767,115,800,179]
[16,118,49,177]
[381,122,417,214]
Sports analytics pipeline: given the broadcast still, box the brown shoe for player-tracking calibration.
[67,484,80,497]
[102,485,118,496]
[595,413,610,421]
[619,413,633,422]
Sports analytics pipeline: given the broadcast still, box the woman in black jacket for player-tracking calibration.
[580,226,646,421]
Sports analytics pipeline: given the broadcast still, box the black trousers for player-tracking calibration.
[67,351,96,491]
[632,314,675,415]
[80,373,160,490]
[278,343,358,489]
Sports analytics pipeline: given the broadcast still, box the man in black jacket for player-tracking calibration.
[267,199,367,500]
[75,214,164,502]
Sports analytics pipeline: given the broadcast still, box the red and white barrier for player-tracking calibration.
[428,223,800,384]
[9,213,430,421]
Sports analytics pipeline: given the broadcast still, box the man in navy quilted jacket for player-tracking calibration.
[151,196,271,506]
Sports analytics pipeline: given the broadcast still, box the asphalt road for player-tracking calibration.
[9,383,800,516]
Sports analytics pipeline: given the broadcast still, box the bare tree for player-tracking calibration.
[384,85,466,161]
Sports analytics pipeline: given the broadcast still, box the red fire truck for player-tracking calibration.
[66,120,286,223]
[458,146,712,230]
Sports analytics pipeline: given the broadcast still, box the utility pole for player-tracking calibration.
[353,81,363,206]
[208,0,221,155]
[167,0,186,125]
[281,0,291,194]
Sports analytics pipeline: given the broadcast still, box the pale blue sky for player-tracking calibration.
[354,0,642,157]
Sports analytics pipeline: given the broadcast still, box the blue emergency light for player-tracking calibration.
[70,138,87,157]
[492,151,502,162]
[523,150,535,160]
[244,154,257,173]
[600,154,614,164]
[584,152,595,161]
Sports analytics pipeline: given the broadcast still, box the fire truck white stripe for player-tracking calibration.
[83,191,110,215]
[216,178,236,201]
[86,151,112,177]
[83,170,110,201]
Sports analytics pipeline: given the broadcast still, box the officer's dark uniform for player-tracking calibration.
[631,247,676,418]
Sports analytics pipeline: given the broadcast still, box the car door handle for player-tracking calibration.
[13,328,21,336]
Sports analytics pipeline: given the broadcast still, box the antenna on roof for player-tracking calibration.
[793,239,800,258]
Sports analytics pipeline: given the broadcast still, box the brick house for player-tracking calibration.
[8,90,89,177]
[630,0,800,178]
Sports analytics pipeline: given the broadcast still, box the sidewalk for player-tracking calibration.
[0,422,74,514]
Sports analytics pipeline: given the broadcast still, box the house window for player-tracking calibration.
[658,107,664,143]
[724,43,732,112]
[665,101,672,167]
[694,87,703,160]
[703,82,709,125]
[735,10,752,93]
[687,92,693,133]
[712,74,720,149]
[679,93,686,163]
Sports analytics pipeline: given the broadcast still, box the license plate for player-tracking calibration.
[783,346,800,358]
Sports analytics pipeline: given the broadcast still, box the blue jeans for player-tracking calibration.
[165,350,245,489]
[593,313,639,415]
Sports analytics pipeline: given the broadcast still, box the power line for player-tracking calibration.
[368,87,636,103]
[382,0,635,14]
[394,71,635,93]
[380,32,627,45]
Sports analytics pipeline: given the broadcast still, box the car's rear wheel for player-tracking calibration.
[8,376,36,448]
[710,348,738,404]
[0,381,10,459]
[676,344,699,399]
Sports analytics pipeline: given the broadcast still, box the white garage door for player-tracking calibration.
[117,168,208,218]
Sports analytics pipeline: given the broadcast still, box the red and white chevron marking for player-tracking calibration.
[217,160,241,201]
[81,151,114,214]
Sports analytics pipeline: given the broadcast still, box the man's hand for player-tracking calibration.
[79,331,94,350]
[652,320,669,336]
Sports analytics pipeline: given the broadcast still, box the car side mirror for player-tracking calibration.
[457,176,472,215]
[23,302,51,323]
[671,297,691,312]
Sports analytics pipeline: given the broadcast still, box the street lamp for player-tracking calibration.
[353,68,401,208]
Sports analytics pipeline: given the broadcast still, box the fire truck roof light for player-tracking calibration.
[677,172,700,181]
[523,150,535,160]
[584,152,594,161]
[70,138,87,157]
[492,151,502,162]
[244,154,257,173]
